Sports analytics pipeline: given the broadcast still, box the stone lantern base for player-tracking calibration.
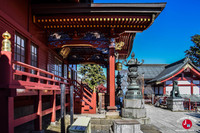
[122,99,150,124]
[113,119,143,133]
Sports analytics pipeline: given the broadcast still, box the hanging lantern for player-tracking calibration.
[2,31,11,52]
[115,62,122,71]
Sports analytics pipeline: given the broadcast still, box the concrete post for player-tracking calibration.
[70,85,74,125]
[60,84,66,133]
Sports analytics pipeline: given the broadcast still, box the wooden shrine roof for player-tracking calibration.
[147,58,200,84]
[31,2,166,61]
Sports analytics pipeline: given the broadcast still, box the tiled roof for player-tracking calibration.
[148,57,200,83]
[138,64,167,80]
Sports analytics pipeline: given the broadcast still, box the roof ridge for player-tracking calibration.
[165,57,186,68]
[147,57,200,84]
[140,64,168,66]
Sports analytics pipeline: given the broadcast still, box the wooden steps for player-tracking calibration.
[70,80,96,114]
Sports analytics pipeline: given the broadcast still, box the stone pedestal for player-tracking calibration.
[106,105,119,119]
[113,119,143,133]
[98,93,106,114]
[106,111,120,119]
[107,106,118,112]
[167,98,184,111]
[122,99,147,119]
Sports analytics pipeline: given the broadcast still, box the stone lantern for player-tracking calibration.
[122,52,149,124]
[125,52,143,99]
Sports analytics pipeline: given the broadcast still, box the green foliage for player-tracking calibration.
[79,64,106,89]
[185,34,200,66]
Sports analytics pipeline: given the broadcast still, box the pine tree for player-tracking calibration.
[79,64,106,90]
[185,34,200,66]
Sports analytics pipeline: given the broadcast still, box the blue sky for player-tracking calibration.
[94,0,200,64]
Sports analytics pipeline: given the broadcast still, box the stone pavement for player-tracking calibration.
[145,104,200,133]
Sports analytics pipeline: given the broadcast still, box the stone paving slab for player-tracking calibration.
[145,104,200,133]
[141,124,161,133]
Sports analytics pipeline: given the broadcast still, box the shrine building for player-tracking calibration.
[0,0,166,132]
[140,57,200,96]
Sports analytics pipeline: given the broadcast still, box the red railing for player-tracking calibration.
[4,60,96,128]
[7,61,73,128]
[11,61,69,91]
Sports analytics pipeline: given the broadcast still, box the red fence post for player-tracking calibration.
[92,90,97,114]
[34,90,42,131]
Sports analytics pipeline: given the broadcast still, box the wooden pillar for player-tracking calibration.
[163,82,166,95]
[109,47,115,107]
[8,97,14,133]
[51,90,56,123]
[34,90,42,131]
[0,90,14,133]
[107,39,117,111]
[0,32,14,133]
[0,51,13,87]
[6,96,14,133]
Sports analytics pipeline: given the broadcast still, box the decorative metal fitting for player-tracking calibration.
[115,41,125,50]
[60,47,70,59]
[2,31,11,52]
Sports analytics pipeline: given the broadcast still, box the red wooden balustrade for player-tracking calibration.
[8,61,73,129]
[9,60,96,129]
[11,61,70,91]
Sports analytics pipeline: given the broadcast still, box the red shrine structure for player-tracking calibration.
[146,57,200,96]
[0,0,166,132]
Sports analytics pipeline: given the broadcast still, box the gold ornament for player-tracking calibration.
[2,31,11,52]
[60,47,70,59]
[115,41,125,50]
[115,62,122,71]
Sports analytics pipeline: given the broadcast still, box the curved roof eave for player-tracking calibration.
[147,57,200,84]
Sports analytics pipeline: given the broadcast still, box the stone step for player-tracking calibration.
[90,119,113,125]
[90,119,113,133]
[122,117,151,125]
[91,124,111,133]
